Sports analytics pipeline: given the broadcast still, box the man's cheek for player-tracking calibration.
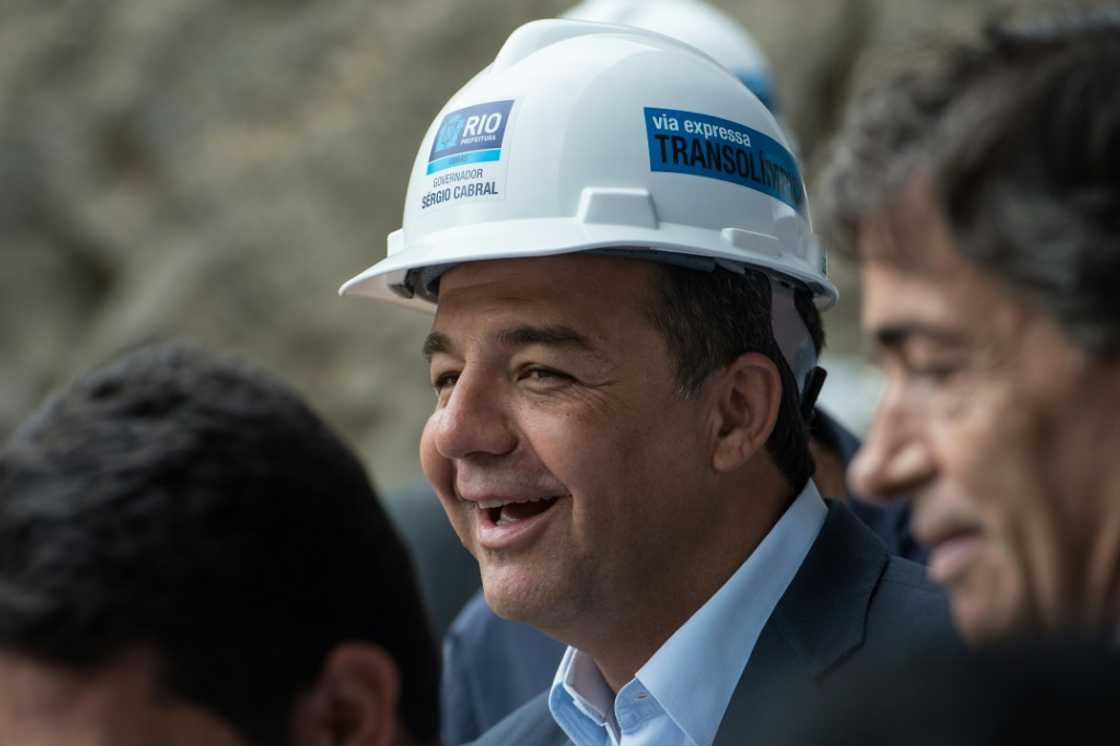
[419,415,449,484]
[977,482,1066,634]
[939,400,1031,512]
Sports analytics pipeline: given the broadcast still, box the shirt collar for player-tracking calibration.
[550,645,618,744]
[548,480,827,746]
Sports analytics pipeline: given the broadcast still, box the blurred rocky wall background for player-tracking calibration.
[0,0,1062,491]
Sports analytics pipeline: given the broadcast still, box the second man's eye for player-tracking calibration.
[908,359,964,384]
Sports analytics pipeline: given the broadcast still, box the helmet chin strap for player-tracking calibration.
[768,277,816,393]
[768,276,826,420]
[798,366,827,422]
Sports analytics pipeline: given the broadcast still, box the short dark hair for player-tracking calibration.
[819,8,1120,357]
[643,265,823,494]
[0,343,439,745]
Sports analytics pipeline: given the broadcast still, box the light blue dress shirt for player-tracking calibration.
[547,481,828,746]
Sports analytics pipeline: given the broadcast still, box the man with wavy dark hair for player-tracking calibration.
[819,9,1120,644]
[0,343,441,746]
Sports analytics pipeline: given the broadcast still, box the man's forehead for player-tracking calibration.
[862,260,969,336]
[858,185,1003,333]
[425,256,662,363]
[860,252,1034,358]
[433,256,656,327]
[436,253,658,298]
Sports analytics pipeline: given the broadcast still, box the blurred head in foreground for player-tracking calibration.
[0,343,440,746]
[820,10,1120,644]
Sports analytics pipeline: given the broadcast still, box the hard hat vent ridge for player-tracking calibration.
[577,188,659,228]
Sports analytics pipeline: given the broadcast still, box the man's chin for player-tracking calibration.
[480,566,577,632]
[480,567,547,622]
[949,582,1030,647]
[952,602,1009,646]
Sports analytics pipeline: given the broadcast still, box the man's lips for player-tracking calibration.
[924,527,985,587]
[471,494,556,510]
[457,492,564,549]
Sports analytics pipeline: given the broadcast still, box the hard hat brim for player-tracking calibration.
[339,217,838,311]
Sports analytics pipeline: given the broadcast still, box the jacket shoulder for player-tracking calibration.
[882,553,935,588]
[864,554,960,653]
[874,554,949,610]
[467,691,568,746]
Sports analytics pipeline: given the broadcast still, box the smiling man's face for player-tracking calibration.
[419,254,723,641]
[849,197,1120,643]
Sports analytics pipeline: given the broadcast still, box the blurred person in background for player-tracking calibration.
[341,18,955,746]
[0,343,441,746]
[820,9,1120,644]
[429,3,922,742]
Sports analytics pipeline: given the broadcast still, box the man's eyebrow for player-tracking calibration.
[422,325,604,363]
[495,325,602,356]
[873,322,967,350]
[422,332,453,362]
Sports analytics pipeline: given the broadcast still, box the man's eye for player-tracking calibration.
[520,367,572,384]
[909,362,960,383]
[432,372,459,392]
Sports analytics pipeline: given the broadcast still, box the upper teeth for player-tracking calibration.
[476,496,551,509]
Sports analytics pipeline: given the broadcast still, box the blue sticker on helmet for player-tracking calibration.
[644,107,805,216]
[428,100,515,175]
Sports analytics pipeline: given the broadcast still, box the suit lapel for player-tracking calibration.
[713,501,888,746]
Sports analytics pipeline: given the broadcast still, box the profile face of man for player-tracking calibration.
[849,191,1120,643]
[419,254,730,640]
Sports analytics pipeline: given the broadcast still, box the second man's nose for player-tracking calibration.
[848,395,935,503]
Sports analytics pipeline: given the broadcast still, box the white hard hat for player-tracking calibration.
[340,19,835,314]
[563,0,778,113]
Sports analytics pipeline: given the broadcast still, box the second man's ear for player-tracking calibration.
[710,352,782,473]
[288,643,402,746]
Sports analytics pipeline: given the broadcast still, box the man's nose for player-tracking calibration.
[430,373,517,461]
[848,389,934,503]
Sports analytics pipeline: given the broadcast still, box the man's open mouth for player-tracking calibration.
[477,496,560,526]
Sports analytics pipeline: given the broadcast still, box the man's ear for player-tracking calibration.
[709,351,782,473]
[289,643,401,746]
